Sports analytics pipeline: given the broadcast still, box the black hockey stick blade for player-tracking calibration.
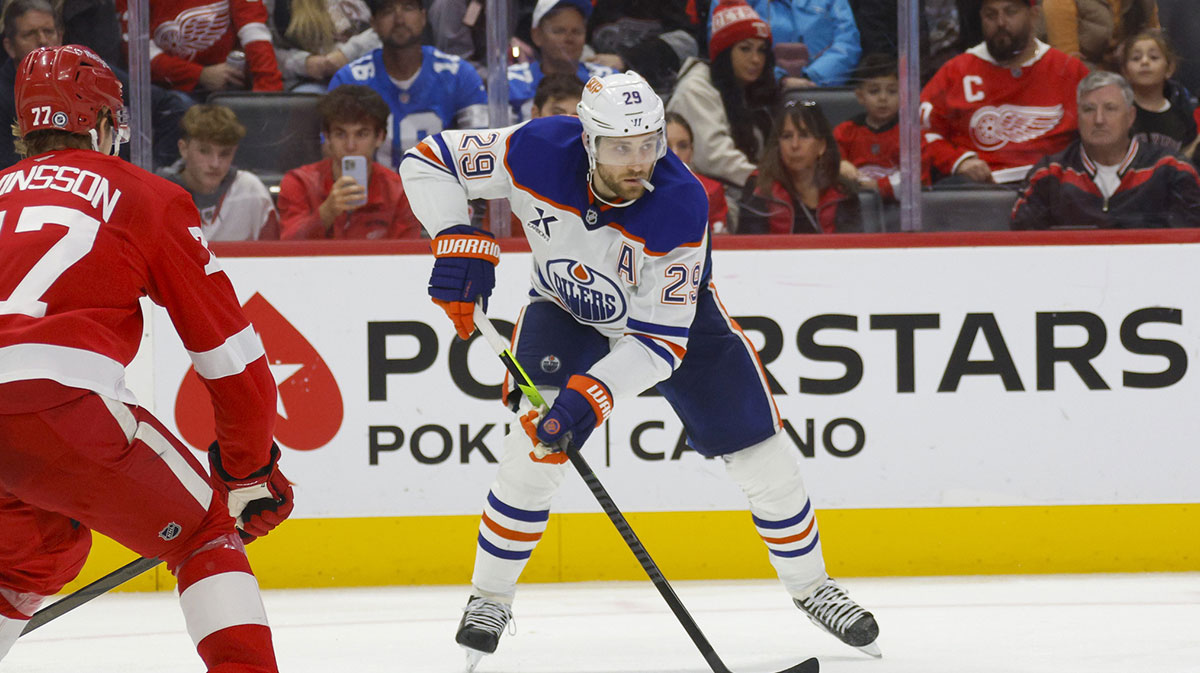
[472,304,820,673]
[21,556,161,636]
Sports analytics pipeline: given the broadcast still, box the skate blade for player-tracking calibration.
[855,640,882,658]
[463,647,485,672]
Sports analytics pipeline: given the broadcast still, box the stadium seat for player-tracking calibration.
[782,87,863,128]
[917,188,1020,232]
[857,190,885,233]
[1158,0,1200,103]
[206,92,324,193]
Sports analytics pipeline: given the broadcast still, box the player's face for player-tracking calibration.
[372,0,425,51]
[730,38,768,85]
[666,121,693,166]
[533,8,586,67]
[1123,39,1172,90]
[1077,84,1136,152]
[2,9,60,62]
[532,95,581,119]
[177,139,237,195]
[981,0,1033,63]
[326,120,385,167]
[855,76,900,126]
[778,115,826,179]
[593,133,658,201]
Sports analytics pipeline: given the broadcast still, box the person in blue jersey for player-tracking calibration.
[400,71,882,670]
[506,0,615,122]
[328,0,487,169]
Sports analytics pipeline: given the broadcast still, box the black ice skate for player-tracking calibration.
[794,577,882,658]
[455,595,513,672]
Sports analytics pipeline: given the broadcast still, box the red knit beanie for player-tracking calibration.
[709,0,772,60]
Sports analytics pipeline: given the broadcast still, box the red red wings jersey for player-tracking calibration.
[835,115,900,176]
[0,149,276,478]
[117,0,282,92]
[920,41,1090,182]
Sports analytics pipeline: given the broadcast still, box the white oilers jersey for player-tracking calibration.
[401,116,710,398]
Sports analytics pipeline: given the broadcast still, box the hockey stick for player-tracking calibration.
[20,556,162,636]
[472,304,819,673]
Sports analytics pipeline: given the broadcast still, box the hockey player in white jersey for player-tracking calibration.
[400,71,881,669]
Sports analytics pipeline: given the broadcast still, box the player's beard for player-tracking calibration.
[985,28,1028,63]
[594,164,649,202]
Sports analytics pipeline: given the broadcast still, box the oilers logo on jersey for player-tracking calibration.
[541,260,626,324]
[540,354,561,373]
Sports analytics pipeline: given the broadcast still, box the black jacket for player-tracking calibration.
[1011,138,1200,229]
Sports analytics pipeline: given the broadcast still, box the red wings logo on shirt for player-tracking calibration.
[153,1,230,59]
[969,104,1064,152]
[175,293,343,452]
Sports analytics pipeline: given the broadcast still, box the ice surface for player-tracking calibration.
[8,574,1199,672]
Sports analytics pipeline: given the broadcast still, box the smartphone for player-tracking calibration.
[341,155,368,207]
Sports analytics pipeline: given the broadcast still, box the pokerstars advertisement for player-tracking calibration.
[143,242,1200,519]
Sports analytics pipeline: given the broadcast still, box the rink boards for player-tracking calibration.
[70,231,1200,592]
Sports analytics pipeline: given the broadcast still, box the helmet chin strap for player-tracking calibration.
[89,115,121,156]
[588,161,662,206]
[589,169,656,208]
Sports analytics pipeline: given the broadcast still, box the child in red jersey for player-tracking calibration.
[834,54,903,200]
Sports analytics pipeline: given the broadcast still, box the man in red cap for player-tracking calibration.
[921,0,1090,184]
[0,45,293,672]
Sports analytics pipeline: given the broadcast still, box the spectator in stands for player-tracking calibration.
[835,53,903,199]
[117,0,284,95]
[270,0,380,92]
[666,111,730,233]
[329,0,487,169]
[741,100,861,233]
[0,0,190,170]
[1012,71,1200,229]
[58,0,122,66]
[711,0,861,87]
[426,0,488,65]
[507,0,615,122]
[586,0,701,95]
[1120,31,1197,157]
[921,0,1090,186]
[278,85,420,239]
[0,0,57,167]
[848,0,969,83]
[529,72,583,118]
[159,105,279,241]
[1040,0,1158,72]
[668,0,779,202]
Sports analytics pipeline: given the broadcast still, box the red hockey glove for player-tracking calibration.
[208,442,294,539]
[534,375,613,452]
[429,225,500,340]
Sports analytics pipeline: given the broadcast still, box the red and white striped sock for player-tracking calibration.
[174,535,277,673]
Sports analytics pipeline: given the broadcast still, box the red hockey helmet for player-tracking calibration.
[15,45,129,153]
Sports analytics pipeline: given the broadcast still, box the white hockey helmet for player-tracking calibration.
[577,71,667,171]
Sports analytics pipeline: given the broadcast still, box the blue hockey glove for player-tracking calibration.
[428,225,500,340]
[534,375,614,452]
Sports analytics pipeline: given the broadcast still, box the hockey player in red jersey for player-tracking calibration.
[0,46,292,672]
[116,0,283,93]
[920,0,1090,184]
